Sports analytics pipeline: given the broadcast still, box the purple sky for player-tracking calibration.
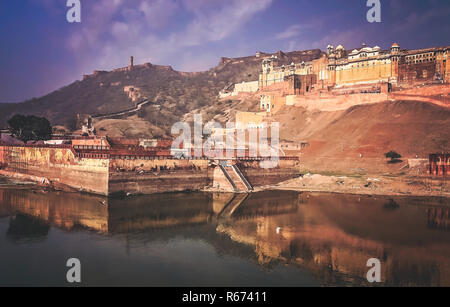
[0,0,449,102]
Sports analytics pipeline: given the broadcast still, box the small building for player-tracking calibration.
[44,140,66,146]
[139,138,173,149]
[72,137,111,151]
[279,140,309,156]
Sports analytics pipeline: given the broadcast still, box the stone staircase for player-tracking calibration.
[219,164,253,193]
[232,165,253,191]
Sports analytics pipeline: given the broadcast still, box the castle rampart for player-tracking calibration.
[0,142,300,196]
[276,43,448,89]
[0,145,110,195]
[226,42,449,119]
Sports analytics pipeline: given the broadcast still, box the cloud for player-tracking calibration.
[176,0,273,46]
[138,0,179,29]
[275,19,324,43]
[284,27,368,53]
[65,0,273,73]
[310,29,367,50]
[276,24,304,40]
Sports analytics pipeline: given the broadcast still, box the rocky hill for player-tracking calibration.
[0,49,323,137]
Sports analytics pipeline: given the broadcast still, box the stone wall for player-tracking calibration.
[334,60,393,86]
[108,158,212,195]
[236,111,268,127]
[289,91,389,112]
[260,79,294,95]
[398,61,436,85]
[0,145,302,196]
[109,169,212,195]
[234,81,259,94]
[446,56,450,82]
[0,146,109,195]
[109,157,209,172]
[259,74,317,96]
[236,159,301,187]
[260,95,286,114]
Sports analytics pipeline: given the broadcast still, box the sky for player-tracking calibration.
[0,0,449,102]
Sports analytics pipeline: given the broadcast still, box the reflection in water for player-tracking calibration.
[220,193,450,286]
[7,215,50,243]
[0,186,449,286]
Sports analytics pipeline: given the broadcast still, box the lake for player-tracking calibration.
[0,181,449,287]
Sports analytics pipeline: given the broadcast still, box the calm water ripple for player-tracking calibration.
[0,185,449,287]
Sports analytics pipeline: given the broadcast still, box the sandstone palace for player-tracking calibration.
[221,43,449,118]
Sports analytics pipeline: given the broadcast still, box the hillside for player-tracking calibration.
[274,100,450,174]
[0,49,323,136]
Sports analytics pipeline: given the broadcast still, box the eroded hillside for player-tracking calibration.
[274,100,450,174]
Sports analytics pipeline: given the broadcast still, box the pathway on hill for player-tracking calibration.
[91,99,152,120]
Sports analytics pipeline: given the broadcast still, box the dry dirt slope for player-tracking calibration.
[274,100,450,174]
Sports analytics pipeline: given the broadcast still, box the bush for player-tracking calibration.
[385,151,402,162]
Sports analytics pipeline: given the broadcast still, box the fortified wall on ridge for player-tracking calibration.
[226,42,449,126]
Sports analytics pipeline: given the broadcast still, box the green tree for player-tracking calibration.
[8,115,52,143]
[385,150,402,162]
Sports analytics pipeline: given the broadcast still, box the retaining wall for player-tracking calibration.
[0,146,109,195]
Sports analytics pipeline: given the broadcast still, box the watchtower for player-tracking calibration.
[129,56,134,70]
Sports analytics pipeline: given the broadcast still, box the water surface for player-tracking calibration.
[0,183,449,287]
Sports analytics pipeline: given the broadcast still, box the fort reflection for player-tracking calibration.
[0,188,449,286]
[0,189,109,235]
[219,193,450,286]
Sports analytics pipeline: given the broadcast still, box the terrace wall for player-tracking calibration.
[108,158,213,195]
[236,159,301,187]
[0,145,110,195]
